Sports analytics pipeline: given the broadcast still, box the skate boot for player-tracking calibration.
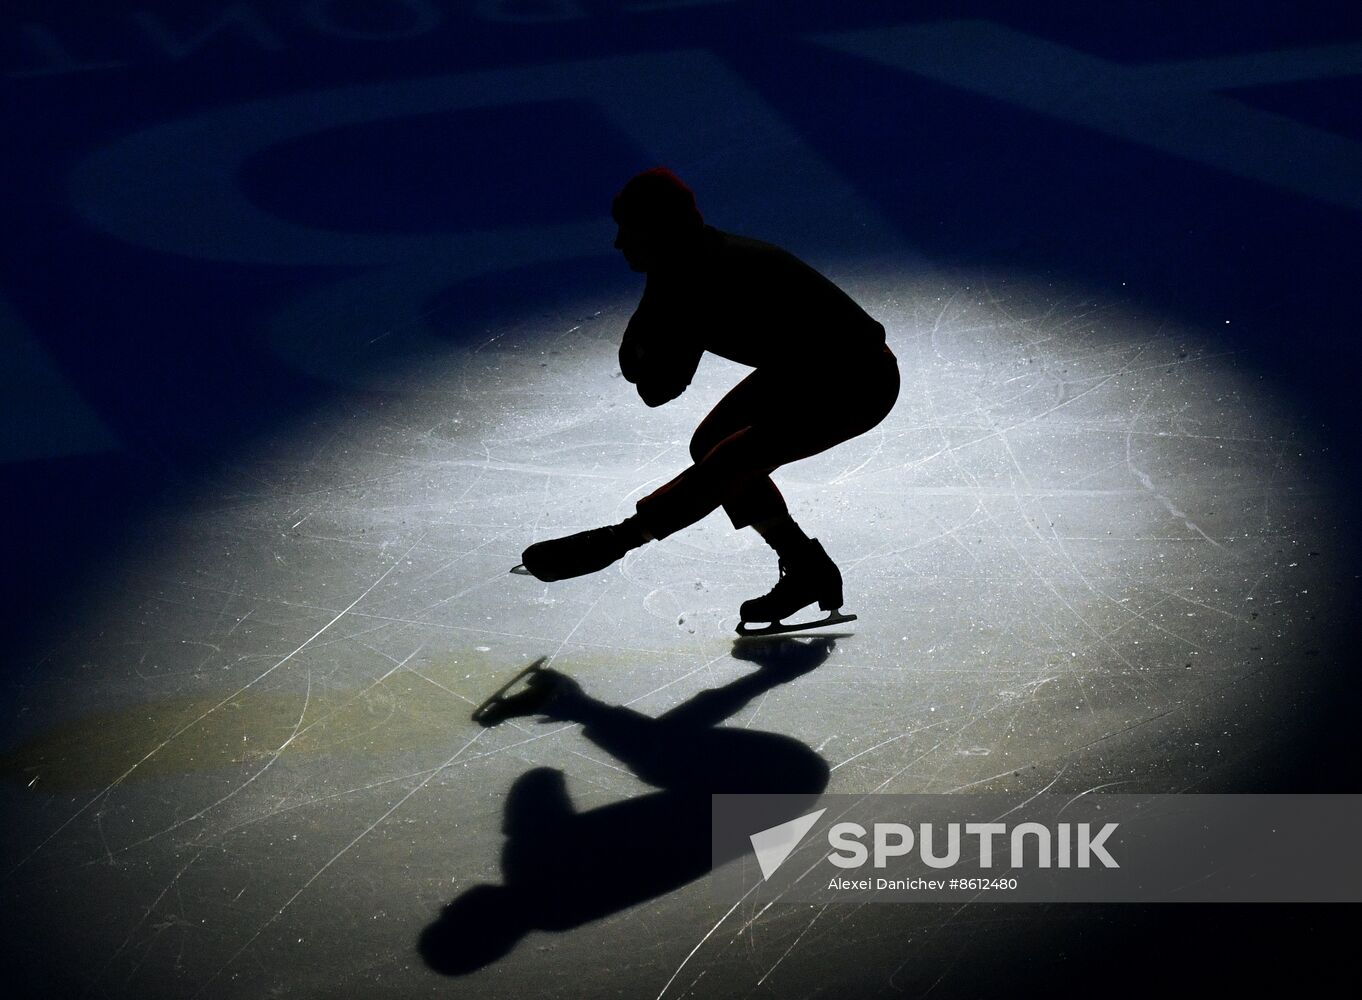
[519,525,633,582]
[737,539,857,636]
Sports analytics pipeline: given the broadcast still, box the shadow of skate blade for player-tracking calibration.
[470,657,550,726]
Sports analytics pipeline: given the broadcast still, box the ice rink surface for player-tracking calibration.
[2,2,1359,996]
[3,270,1351,997]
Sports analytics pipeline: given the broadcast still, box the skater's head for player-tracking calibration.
[612,167,703,272]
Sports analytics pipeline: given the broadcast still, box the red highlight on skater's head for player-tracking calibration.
[611,167,704,234]
[611,167,704,272]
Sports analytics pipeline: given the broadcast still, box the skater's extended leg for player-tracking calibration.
[632,425,786,539]
[634,355,898,541]
[520,349,899,584]
[522,372,788,580]
[519,514,652,582]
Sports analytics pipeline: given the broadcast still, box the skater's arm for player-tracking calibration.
[619,304,703,407]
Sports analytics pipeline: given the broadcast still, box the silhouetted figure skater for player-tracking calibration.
[520,168,899,632]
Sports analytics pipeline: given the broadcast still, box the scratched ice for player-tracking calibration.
[0,270,1345,998]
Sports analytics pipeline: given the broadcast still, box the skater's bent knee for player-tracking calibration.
[691,425,763,467]
[689,430,721,463]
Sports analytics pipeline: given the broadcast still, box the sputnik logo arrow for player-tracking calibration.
[749,808,827,880]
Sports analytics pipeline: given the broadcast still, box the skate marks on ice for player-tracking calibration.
[0,273,1347,998]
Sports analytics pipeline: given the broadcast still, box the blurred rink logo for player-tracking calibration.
[5,8,1360,456]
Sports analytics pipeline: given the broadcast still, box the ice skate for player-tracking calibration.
[518,524,633,582]
[736,539,857,636]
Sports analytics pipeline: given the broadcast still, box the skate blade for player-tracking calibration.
[470,656,548,726]
[509,563,531,576]
[735,611,857,637]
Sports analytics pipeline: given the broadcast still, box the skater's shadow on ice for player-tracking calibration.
[419,636,836,976]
